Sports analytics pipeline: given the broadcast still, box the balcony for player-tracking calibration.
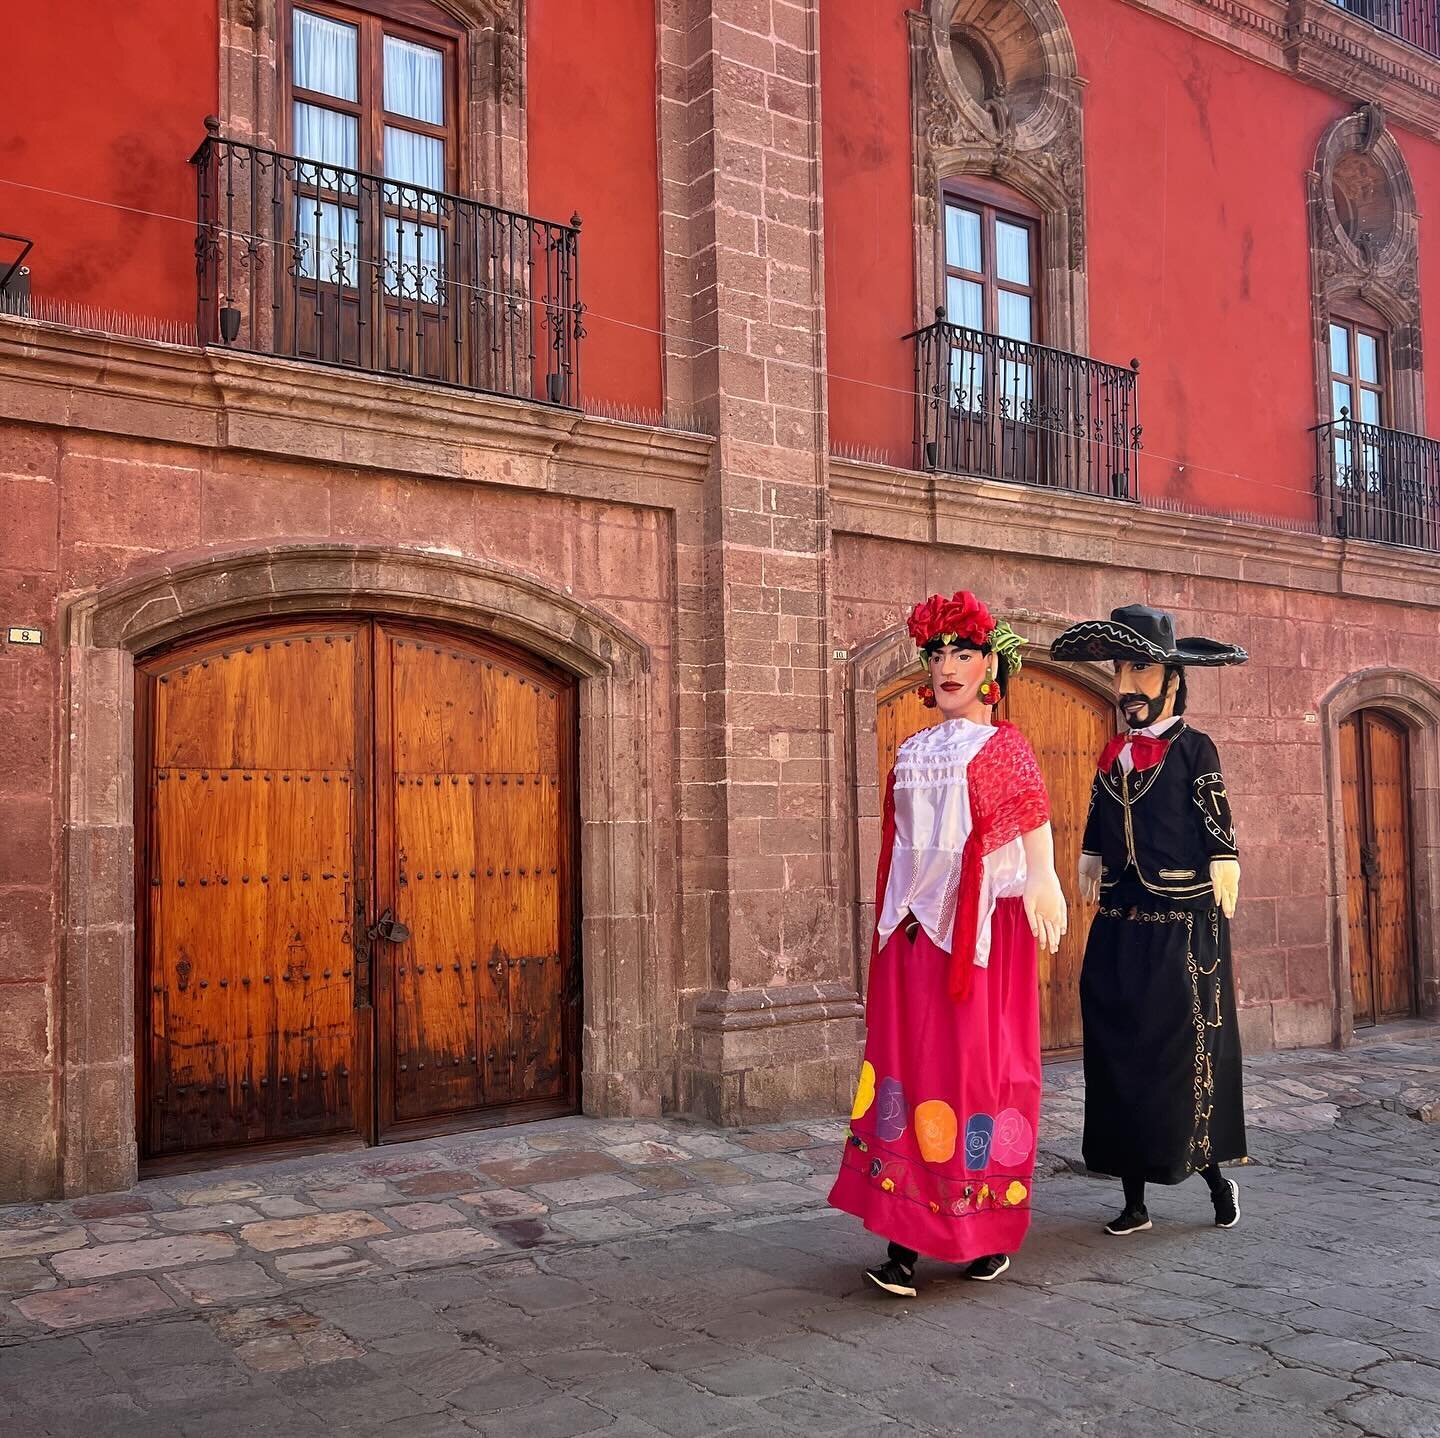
[1325,0,1440,58]
[910,311,1142,501]
[192,126,584,408]
[1315,412,1440,552]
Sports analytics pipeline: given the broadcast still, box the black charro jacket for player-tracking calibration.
[1081,723,1239,908]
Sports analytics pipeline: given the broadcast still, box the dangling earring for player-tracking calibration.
[918,685,937,709]
[978,676,1000,706]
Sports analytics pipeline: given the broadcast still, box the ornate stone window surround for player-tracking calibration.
[220,0,526,209]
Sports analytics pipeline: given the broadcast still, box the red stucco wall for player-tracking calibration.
[821,0,1440,524]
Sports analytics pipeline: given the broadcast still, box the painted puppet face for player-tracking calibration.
[927,643,991,721]
[1113,659,1177,731]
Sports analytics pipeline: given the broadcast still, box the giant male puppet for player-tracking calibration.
[1051,605,1248,1235]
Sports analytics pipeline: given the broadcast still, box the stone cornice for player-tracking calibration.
[0,317,713,496]
[1118,0,1440,138]
[828,454,1440,607]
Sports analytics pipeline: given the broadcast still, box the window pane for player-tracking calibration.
[293,9,358,102]
[384,127,445,191]
[945,204,982,272]
[294,197,358,287]
[1332,380,1352,419]
[997,290,1032,343]
[1356,332,1380,384]
[384,218,443,302]
[384,35,445,124]
[946,276,983,331]
[294,102,358,171]
[1359,389,1381,425]
[995,220,1030,286]
[1329,323,1351,377]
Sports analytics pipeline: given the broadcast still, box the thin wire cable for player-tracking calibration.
[0,169,1344,501]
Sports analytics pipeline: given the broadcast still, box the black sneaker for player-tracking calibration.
[864,1258,917,1297]
[966,1253,1011,1282]
[1104,1206,1152,1236]
[1213,1177,1239,1229]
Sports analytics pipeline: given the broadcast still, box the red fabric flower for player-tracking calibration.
[907,591,995,649]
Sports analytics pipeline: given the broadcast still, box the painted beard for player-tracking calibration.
[1118,690,1167,730]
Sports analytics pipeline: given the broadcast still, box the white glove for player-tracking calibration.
[1023,869,1068,955]
[1078,853,1101,906]
[1210,859,1240,919]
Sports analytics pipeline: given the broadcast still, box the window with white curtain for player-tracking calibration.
[287,2,457,297]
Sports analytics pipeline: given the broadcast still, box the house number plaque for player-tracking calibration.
[6,627,43,645]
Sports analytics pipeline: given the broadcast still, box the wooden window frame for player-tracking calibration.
[939,178,1043,343]
[1327,308,1390,428]
[282,0,466,194]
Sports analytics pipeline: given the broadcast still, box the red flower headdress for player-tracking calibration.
[907,591,996,650]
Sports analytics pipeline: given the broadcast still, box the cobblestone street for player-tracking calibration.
[0,1034,1437,1437]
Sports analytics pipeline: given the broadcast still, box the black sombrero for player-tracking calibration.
[1050,604,1248,667]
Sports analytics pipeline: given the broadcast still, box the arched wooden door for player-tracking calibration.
[875,664,1112,1053]
[138,617,579,1161]
[1340,710,1416,1025]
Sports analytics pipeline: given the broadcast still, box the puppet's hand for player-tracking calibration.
[1210,859,1240,919]
[1024,869,1068,955]
[1078,853,1101,905]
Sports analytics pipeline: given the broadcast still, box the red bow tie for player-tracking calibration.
[1099,733,1171,774]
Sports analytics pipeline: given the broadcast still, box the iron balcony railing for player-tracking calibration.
[1315,411,1440,552]
[1327,0,1440,59]
[910,309,1142,500]
[192,123,583,407]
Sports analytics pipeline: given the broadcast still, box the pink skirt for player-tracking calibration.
[829,899,1042,1264]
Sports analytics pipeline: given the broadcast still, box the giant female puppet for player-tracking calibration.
[1050,604,1248,1236]
[831,592,1067,1295]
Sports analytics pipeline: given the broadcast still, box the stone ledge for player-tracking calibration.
[0,316,713,494]
[829,455,1440,605]
[690,981,863,1032]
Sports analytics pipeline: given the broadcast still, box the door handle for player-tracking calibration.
[366,907,411,944]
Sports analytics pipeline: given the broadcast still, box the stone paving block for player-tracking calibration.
[710,1180,814,1211]
[0,1224,88,1260]
[86,1315,234,1369]
[1266,1332,1394,1372]
[163,1260,283,1306]
[87,1219,156,1243]
[173,1181,265,1207]
[307,1182,396,1209]
[273,1358,447,1426]
[458,1186,548,1219]
[446,1371,557,1413]
[688,1355,809,1398]
[382,1201,466,1230]
[0,1258,57,1295]
[272,1246,376,1281]
[1240,1366,1363,1404]
[154,1204,263,1233]
[490,1274,595,1314]
[1190,1310,1297,1344]
[758,1384,879,1434]
[666,1133,747,1160]
[1159,1337,1274,1381]
[547,1207,652,1242]
[240,1210,389,1252]
[580,1368,743,1437]
[622,1194,732,1229]
[16,1275,176,1329]
[680,1159,753,1186]
[389,1169,481,1198]
[367,1344,501,1398]
[252,1196,318,1219]
[480,1152,623,1187]
[71,1196,154,1220]
[368,1228,502,1268]
[304,1294,438,1340]
[466,1392,615,1438]
[731,1152,813,1180]
[531,1174,645,1206]
[1335,1391,1440,1438]
[604,1140,692,1165]
[52,1232,238,1281]
[1363,1360,1440,1402]
[625,1165,695,1194]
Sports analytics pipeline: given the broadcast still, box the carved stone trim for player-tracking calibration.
[219,0,527,211]
[1307,104,1424,435]
[910,0,1089,355]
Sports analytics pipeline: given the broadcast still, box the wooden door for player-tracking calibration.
[874,664,1112,1053]
[139,618,577,1161]
[140,621,371,1157]
[1341,711,1416,1025]
[376,625,578,1135]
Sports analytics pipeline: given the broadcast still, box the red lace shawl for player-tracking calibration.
[872,721,1050,1001]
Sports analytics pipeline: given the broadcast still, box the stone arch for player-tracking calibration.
[844,611,1111,989]
[1308,103,1424,435]
[59,543,660,1195]
[1318,667,1440,1041]
[909,0,1089,353]
[220,0,526,210]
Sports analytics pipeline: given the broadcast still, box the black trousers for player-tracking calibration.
[1123,1165,1228,1211]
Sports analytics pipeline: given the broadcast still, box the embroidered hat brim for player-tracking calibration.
[1049,620,1248,667]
